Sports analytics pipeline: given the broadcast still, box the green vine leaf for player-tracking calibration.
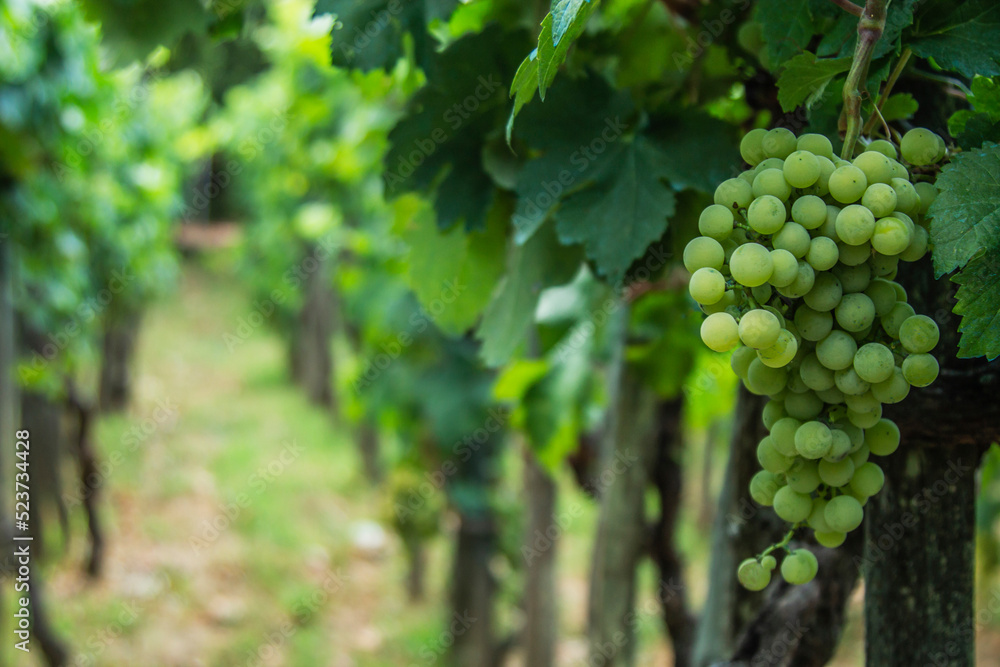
[952,250,1000,360]
[776,52,852,112]
[907,0,1000,77]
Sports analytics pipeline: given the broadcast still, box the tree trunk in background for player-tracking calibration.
[587,364,659,667]
[404,537,426,602]
[292,246,335,409]
[450,513,496,667]
[356,421,382,483]
[865,259,1000,667]
[523,449,557,667]
[650,397,695,667]
[693,388,782,667]
[99,310,141,412]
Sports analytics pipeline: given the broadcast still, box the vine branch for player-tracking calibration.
[828,0,863,17]
[862,47,912,135]
[840,0,889,159]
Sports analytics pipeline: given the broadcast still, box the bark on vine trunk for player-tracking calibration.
[587,364,659,667]
[291,246,336,410]
[865,258,1000,667]
[99,310,141,412]
[356,420,382,483]
[450,513,496,667]
[403,537,426,602]
[67,384,105,577]
[650,397,695,667]
[523,449,557,667]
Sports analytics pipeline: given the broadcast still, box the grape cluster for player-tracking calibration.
[686,127,946,589]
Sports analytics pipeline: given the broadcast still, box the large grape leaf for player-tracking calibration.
[476,221,581,367]
[79,0,211,63]
[384,26,529,230]
[646,113,740,194]
[907,0,1000,77]
[402,201,506,336]
[314,0,460,71]
[755,0,815,66]
[506,0,600,141]
[776,52,852,112]
[554,136,676,281]
[952,250,1000,360]
[929,143,1000,277]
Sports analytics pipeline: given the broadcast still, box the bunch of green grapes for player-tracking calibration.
[686,127,946,589]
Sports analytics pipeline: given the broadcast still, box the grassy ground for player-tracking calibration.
[6,255,1000,666]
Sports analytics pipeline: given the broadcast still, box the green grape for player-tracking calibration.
[762,127,798,159]
[805,155,837,197]
[891,177,920,215]
[699,204,735,241]
[787,371,809,394]
[819,456,855,487]
[806,236,839,271]
[850,462,885,497]
[756,157,786,173]
[780,549,818,585]
[752,284,773,304]
[899,224,929,262]
[835,293,876,332]
[835,205,876,245]
[740,128,768,165]
[847,403,883,428]
[758,436,795,473]
[815,531,846,548]
[799,353,835,391]
[786,458,821,493]
[829,165,868,203]
[835,366,871,396]
[769,249,800,287]
[825,495,864,532]
[890,160,909,180]
[853,150,894,185]
[683,236,725,272]
[864,278,897,316]
[775,260,816,299]
[714,177,754,211]
[753,168,793,200]
[785,389,823,420]
[840,422,865,450]
[851,442,871,467]
[935,134,948,162]
[731,243,774,287]
[816,386,846,404]
[747,194,787,234]
[689,267,726,305]
[783,150,821,188]
[773,486,813,522]
[738,169,757,185]
[795,421,833,459]
[759,555,776,572]
[861,183,898,217]
[739,308,781,349]
[914,181,937,215]
[773,222,811,258]
[899,314,940,353]
[902,353,939,387]
[762,305,787,327]
[866,139,898,159]
[797,133,834,159]
[792,194,828,229]
[837,241,871,267]
[738,558,771,591]
[901,128,942,166]
[746,358,788,395]
[871,217,912,255]
[758,329,800,369]
[881,301,916,338]
[702,289,737,315]
[701,312,740,351]
[871,367,910,404]
[844,391,880,413]
[894,210,917,236]
[803,272,843,312]
[794,304,833,341]
[869,251,899,278]
[770,417,802,456]
[808,498,831,531]
[730,344,758,378]
[825,428,853,460]
[817,330,858,370]
[853,342,895,383]
[865,418,900,456]
[762,399,786,429]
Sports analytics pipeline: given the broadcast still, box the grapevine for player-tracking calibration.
[688,125,947,587]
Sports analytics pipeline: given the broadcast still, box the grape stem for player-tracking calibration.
[828,0,863,17]
[758,526,801,559]
[862,47,912,136]
[840,0,889,160]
